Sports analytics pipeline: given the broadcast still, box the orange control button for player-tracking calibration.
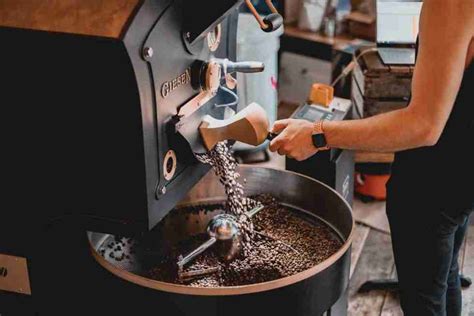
[309,83,334,107]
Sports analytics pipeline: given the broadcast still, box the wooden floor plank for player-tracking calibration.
[348,229,394,316]
[380,266,403,316]
[350,224,371,279]
[352,199,390,234]
[461,224,474,315]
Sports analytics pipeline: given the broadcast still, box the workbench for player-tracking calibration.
[279,25,372,104]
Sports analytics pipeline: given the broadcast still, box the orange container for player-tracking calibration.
[355,172,390,201]
[309,83,334,107]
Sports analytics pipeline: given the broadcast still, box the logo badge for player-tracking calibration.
[161,68,191,98]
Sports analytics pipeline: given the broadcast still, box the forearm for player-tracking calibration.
[270,1,472,159]
[323,0,473,154]
[323,106,433,152]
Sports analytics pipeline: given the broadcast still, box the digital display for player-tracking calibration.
[294,105,334,122]
[300,108,326,121]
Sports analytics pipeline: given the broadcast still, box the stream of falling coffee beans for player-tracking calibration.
[196,141,258,254]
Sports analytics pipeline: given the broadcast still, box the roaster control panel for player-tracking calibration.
[292,97,352,123]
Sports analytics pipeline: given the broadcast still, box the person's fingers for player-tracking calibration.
[271,119,290,134]
[269,138,283,152]
[278,143,294,156]
[281,144,292,154]
[269,132,288,152]
[277,148,287,156]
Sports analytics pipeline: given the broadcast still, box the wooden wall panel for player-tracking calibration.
[0,0,142,38]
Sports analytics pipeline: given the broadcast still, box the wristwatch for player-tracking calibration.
[312,120,330,151]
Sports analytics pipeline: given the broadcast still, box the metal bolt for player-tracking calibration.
[142,46,154,59]
[155,184,167,199]
[160,186,167,195]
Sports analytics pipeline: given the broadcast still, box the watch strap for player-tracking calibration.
[312,120,330,151]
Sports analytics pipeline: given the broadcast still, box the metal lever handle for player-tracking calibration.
[225,60,265,74]
[215,58,265,75]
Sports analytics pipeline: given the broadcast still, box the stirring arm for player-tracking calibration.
[177,237,217,269]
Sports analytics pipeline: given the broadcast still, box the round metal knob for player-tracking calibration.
[190,60,221,95]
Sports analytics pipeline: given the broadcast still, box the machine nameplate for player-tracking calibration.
[0,253,32,295]
[161,68,191,98]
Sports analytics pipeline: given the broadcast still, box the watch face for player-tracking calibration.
[312,133,327,149]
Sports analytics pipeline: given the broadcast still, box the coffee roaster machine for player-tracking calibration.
[0,1,353,315]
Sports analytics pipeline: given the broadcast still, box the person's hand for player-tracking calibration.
[269,119,318,161]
